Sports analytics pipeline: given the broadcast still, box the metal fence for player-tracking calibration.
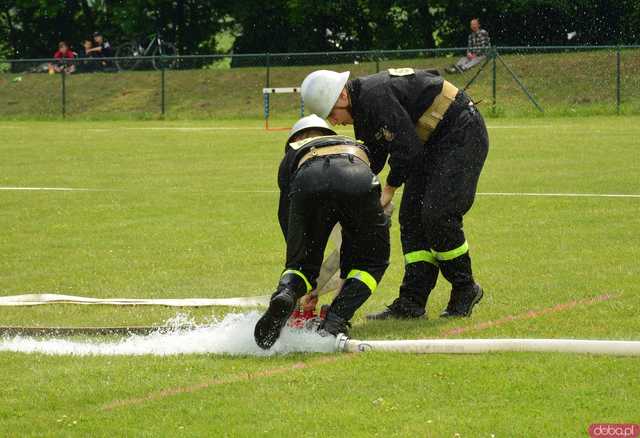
[1,45,639,119]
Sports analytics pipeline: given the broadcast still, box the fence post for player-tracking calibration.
[492,48,497,112]
[375,51,380,73]
[161,66,166,116]
[616,46,621,115]
[61,68,66,118]
[265,52,271,88]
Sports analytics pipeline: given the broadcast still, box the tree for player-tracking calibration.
[229,0,444,65]
[0,0,229,59]
[1,0,638,60]
[437,0,640,47]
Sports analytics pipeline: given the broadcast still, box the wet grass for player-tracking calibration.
[0,116,639,436]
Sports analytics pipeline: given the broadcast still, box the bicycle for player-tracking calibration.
[115,33,179,71]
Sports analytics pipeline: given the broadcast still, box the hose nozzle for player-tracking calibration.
[334,333,350,352]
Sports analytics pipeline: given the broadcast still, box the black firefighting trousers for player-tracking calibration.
[398,97,489,308]
[279,155,390,322]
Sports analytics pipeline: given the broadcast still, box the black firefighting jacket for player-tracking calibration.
[277,135,369,238]
[348,68,444,188]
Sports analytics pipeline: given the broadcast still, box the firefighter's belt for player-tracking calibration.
[298,145,370,168]
[416,80,459,143]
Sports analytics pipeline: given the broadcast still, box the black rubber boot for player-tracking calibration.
[254,274,307,349]
[366,262,437,320]
[438,253,483,318]
[440,283,484,318]
[366,296,426,320]
[317,312,351,337]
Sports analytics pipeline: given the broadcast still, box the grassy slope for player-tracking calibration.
[0,117,639,436]
[1,49,640,119]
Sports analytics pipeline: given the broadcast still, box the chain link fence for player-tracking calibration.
[1,46,639,119]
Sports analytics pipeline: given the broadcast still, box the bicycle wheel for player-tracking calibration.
[115,42,142,71]
[152,43,179,70]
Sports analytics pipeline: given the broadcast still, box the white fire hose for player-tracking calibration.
[335,335,640,356]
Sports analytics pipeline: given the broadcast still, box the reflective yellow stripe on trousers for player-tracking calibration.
[346,269,378,292]
[404,250,438,266]
[281,269,312,292]
[433,241,469,261]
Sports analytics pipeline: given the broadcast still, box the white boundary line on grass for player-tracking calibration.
[2,187,639,198]
[87,127,265,132]
[1,124,555,130]
[85,125,551,131]
[0,187,104,192]
[486,125,552,128]
[79,125,555,132]
[6,124,640,131]
[228,190,640,199]
[478,192,640,199]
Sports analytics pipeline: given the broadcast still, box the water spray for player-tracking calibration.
[0,312,336,357]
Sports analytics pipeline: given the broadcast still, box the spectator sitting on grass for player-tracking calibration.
[86,31,113,69]
[77,38,97,72]
[81,38,94,56]
[49,41,76,74]
[445,18,490,74]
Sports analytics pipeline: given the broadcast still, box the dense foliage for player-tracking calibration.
[0,0,638,59]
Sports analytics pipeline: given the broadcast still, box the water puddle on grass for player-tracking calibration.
[0,312,337,356]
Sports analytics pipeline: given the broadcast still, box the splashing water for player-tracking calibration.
[0,312,338,357]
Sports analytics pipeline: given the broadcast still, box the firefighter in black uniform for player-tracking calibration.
[301,68,489,319]
[254,115,390,350]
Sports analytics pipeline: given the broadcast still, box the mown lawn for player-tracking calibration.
[0,116,639,436]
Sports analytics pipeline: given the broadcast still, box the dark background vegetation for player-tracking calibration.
[1,0,639,59]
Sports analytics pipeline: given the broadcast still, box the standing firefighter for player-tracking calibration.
[254,115,390,349]
[301,68,488,319]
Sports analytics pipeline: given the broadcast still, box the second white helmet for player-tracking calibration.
[301,70,350,119]
[287,114,336,144]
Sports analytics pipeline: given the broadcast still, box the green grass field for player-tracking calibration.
[1,116,639,436]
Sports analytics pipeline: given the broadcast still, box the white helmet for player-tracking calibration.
[301,70,350,119]
[287,114,336,144]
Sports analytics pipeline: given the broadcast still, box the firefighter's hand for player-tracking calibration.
[300,293,318,311]
[383,201,395,218]
[381,185,397,208]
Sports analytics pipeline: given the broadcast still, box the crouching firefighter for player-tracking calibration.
[254,115,390,350]
[301,68,489,320]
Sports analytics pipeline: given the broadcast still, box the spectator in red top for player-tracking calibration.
[49,41,76,74]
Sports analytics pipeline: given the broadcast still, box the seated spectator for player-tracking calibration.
[445,18,490,74]
[48,41,76,74]
[81,38,94,56]
[86,31,113,70]
[77,38,97,72]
